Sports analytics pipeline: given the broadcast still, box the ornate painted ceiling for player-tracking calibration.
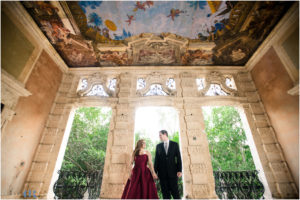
[22,1,292,67]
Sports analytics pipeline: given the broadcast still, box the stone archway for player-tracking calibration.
[22,68,298,199]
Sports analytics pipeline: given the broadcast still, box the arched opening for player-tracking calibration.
[202,106,271,199]
[133,106,184,199]
[48,106,112,199]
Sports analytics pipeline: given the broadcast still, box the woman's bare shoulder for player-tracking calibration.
[145,150,151,155]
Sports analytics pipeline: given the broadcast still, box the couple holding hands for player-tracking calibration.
[121,130,182,199]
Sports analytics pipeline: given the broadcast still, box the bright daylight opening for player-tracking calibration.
[202,106,271,199]
[134,106,184,199]
[49,107,112,199]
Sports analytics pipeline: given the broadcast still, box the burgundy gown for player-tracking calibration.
[121,154,159,199]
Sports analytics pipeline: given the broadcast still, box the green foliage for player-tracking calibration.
[61,107,111,172]
[55,107,111,198]
[203,106,256,171]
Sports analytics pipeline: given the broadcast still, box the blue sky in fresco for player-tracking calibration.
[79,1,230,40]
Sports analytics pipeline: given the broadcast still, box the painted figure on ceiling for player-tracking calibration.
[167,9,184,21]
[102,28,110,39]
[134,1,146,12]
[207,20,226,41]
[126,15,135,26]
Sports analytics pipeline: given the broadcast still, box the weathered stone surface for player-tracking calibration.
[192,173,208,184]
[33,153,51,162]
[111,153,126,164]
[37,144,54,153]
[110,164,127,173]
[192,184,210,198]
[188,135,203,145]
[239,82,256,92]
[113,133,132,145]
[190,163,209,173]
[276,182,298,198]
[111,146,128,154]
[186,122,202,130]
[257,127,276,144]
[23,182,44,194]
[27,171,45,182]
[31,162,48,172]
[190,154,207,164]
[250,103,264,114]
[101,184,124,198]
[109,173,125,184]
[237,73,251,82]
[246,92,260,102]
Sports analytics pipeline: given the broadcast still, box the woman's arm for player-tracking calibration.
[128,152,135,180]
[146,151,158,180]
[154,145,159,174]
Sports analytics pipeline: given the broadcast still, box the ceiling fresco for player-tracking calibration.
[22,1,293,67]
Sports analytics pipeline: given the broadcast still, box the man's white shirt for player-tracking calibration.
[164,139,169,154]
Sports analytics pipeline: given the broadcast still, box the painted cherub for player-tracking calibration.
[167,9,184,21]
[125,15,135,26]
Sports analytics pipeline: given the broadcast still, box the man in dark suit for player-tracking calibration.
[154,130,182,199]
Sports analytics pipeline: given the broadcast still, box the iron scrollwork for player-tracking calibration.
[213,170,265,199]
[53,170,103,199]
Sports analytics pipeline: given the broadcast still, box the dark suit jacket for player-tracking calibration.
[154,140,182,179]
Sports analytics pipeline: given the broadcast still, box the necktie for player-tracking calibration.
[164,142,168,154]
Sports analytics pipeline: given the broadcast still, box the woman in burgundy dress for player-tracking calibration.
[121,139,159,199]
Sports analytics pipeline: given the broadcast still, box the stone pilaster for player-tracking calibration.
[22,73,79,198]
[179,72,217,199]
[237,71,298,198]
[100,72,135,198]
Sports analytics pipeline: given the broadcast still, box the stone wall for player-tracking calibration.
[251,47,299,188]
[1,51,63,198]
[20,67,298,199]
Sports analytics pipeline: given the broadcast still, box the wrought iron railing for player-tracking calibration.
[53,170,102,199]
[213,170,265,199]
[53,169,264,199]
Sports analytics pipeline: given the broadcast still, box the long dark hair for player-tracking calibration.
[133,139,145,157]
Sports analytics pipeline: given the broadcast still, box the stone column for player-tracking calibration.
[179,72,217,199]
[22,73,80,198]
[100,72,135,198]
[237,72,298,198]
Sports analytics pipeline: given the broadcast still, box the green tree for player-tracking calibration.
[203,106,255,171]
[55,107,112,199]
[61,107,112,172]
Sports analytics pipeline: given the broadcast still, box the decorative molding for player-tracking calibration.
[245,3,299,80]
[57,1,81,35]
[18,47,43,84]
[76,72,118,97]
[198,71,238,96]
[136,72,177,96]
[2,2,69,73]
[1,69,32,101]
[68,66,247,76]
[1,69,32,132]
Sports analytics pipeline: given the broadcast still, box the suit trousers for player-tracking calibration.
[160,177,180,199]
